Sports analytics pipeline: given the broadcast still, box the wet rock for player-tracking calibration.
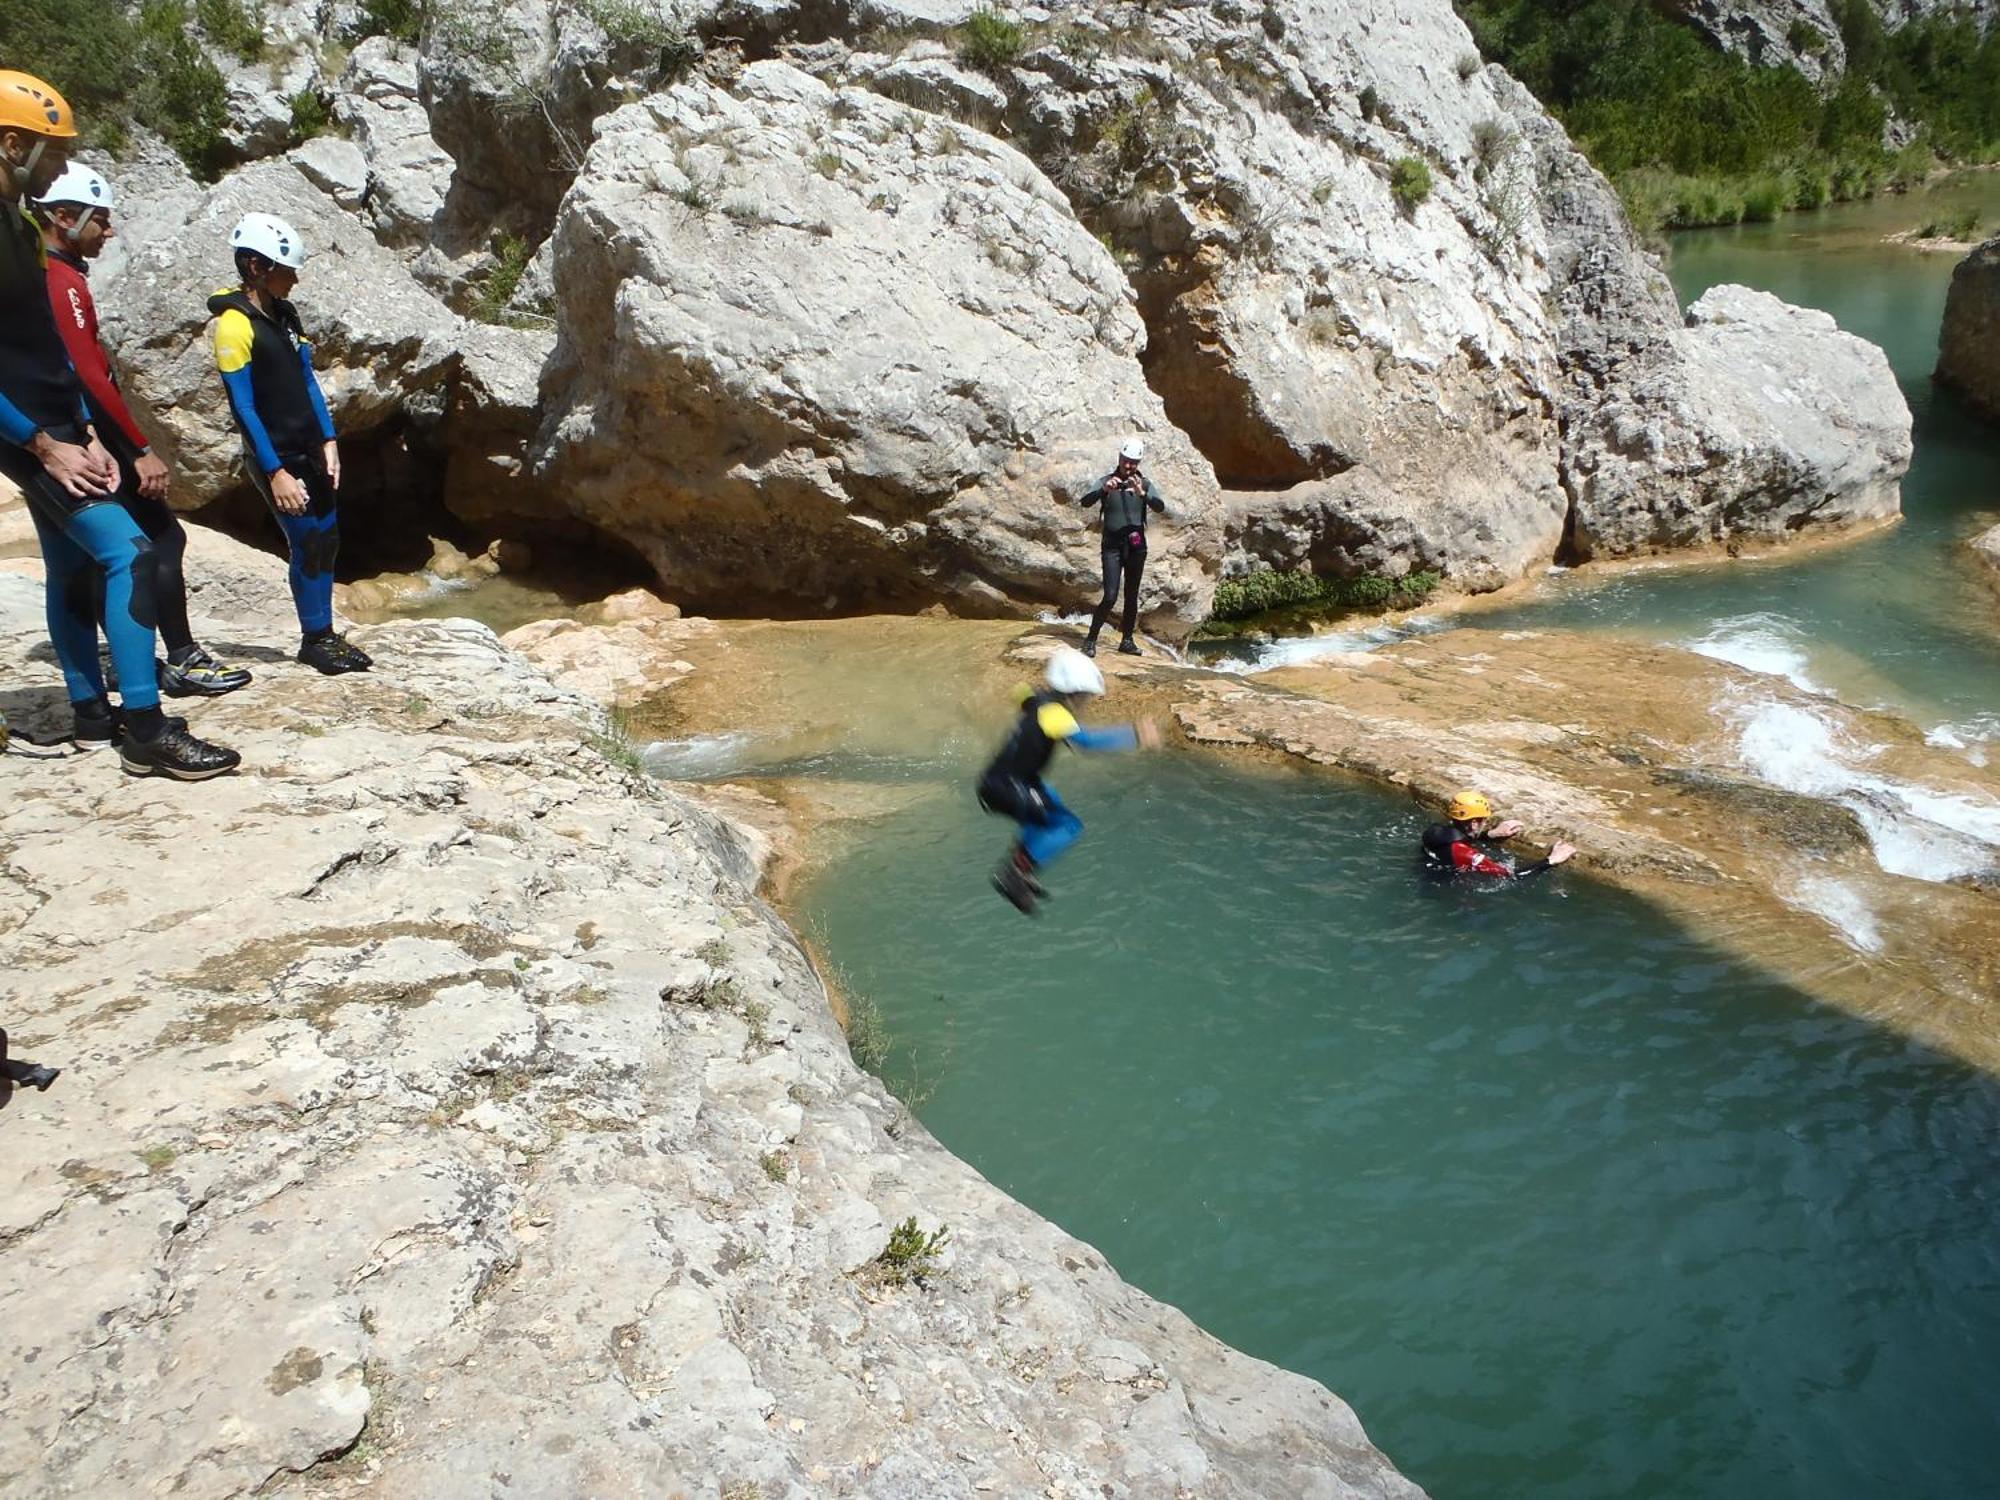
[1970,521,2000,578]
[1936,236,2000,424]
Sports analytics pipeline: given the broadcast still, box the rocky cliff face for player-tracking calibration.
[78,0,1910,629]
[1936,235,2000,423]
[0,519,1421,1500]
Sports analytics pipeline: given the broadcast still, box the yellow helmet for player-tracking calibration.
[1448,790,1493,821]
[0,71,76,139]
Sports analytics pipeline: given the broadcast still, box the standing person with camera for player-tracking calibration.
[1077,437,1166,658]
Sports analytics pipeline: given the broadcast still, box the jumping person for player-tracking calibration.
[978,646,1160,914]
[1077,437,1165,658]
[35,165,252,697]
[1420,790,1575,879]
[209,212,371,675]
[0,70,238,778]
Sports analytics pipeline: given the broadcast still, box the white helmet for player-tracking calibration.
[35,164,113,212]
[1119,437,1144,462]
[229,211,307,270]
[1045,647,1105,696]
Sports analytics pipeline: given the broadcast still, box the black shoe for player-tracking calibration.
[160,645,253,697]
[1117,637,1143,656]
[118,722,241,782]
[298,635,364,675]
[1082,636,1099,659]
[327,634,373,670]
[72,700,120,751]
[991,859,1039,916]
[19,1065,58,1092]
[74,703,186,750]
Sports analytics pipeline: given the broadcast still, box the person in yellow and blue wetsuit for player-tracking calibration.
[978,646,1161,915]
[0,70,238,779]
[209,211,371,676]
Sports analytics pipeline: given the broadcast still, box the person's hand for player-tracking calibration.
[1135,718,1162,749]
[270,467,310,516]
[28,431,115,499]
[134,451,171,501]
[322,439,341,491]
[82,436,118,491]
[1491,819,1525,839]
[1547,841,1576,865]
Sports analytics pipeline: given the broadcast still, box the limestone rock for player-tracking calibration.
[534,62,1224,632]
[335,37,458,244]
[1936,235,2000,424]
[1971,521,2000,578]
[212,1,328,161]
[1511,76,1911,558]
[581,586,681,624]
[0,534,1418,1499]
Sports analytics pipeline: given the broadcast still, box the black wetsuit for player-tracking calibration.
[1079,471,1165,643]
[1420,822,1554,880]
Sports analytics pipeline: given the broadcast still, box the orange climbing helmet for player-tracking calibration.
[0,72,77,140]
[1448,789,1494,822]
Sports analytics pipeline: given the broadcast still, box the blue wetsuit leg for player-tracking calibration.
[1021,785,1084,867]
[253,454,339,634]
[9,455,161,710]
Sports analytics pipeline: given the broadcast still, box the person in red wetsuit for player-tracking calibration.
[1420,789,1575,879]
[35,164,251,697]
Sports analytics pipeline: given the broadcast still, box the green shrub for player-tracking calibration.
[1741,176,1788,222]
[872,1217,951,1287]
[135,1,234,180]
[347,0,424,44]
[1786,163,1832,210]
[1357,83,1380,122]
[1208,568,1441,624]
[195,0,265,62]
[471,232,533,323]
[289,89,331,142]
[1389,155,1432,210]
[1787,18,1826,56]
[1889,139,1933,191]
[575,0,701,76]
[959,5,1025,76]
[1916,207,1981,241]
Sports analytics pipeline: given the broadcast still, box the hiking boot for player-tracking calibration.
[991,857,1040,916]
[160,645,253,698]
[74,703,185,750]
[117,722,241,782]
[298,634,364,675]
[1116,636,1143,656]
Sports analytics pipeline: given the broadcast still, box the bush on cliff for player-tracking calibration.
[1208,568,1441,625]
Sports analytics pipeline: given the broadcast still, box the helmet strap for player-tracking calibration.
[7,137,44,199]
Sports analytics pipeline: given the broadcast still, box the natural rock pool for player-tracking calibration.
[797,754,2000,1498]
[787,181,2000,1497]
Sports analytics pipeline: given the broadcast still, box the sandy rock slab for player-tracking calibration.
[1172,630,2000,1070]
[0,529,1416,1498]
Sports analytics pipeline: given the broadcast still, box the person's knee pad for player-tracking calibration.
[125,535,161,630]
[300,521,340,578]
[61,558,105,626]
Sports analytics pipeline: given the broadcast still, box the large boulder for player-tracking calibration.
[1936,235,2000,424]
[531,62,1224,629]
[1511,74,1911,558]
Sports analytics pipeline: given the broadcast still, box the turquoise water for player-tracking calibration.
[791,185,2000,1497]
[799,755,2000,1498]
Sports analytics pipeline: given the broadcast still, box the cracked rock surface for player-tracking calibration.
[0,522,1418,1499]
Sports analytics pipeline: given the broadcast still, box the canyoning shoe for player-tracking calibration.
[1117,637,1142,656]
[75,704,187,750]
[117,723,241,782]
[991,858,1040,916]
[327,634,373,671]
[1082,636,1099,659]
[1009,847,1047,898]
[18,1064,59,1092]
[298,634,365,675]
[160,646,253,698]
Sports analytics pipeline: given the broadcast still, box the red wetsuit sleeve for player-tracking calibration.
[45,258,149,452]
[1451,839,1516,879]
